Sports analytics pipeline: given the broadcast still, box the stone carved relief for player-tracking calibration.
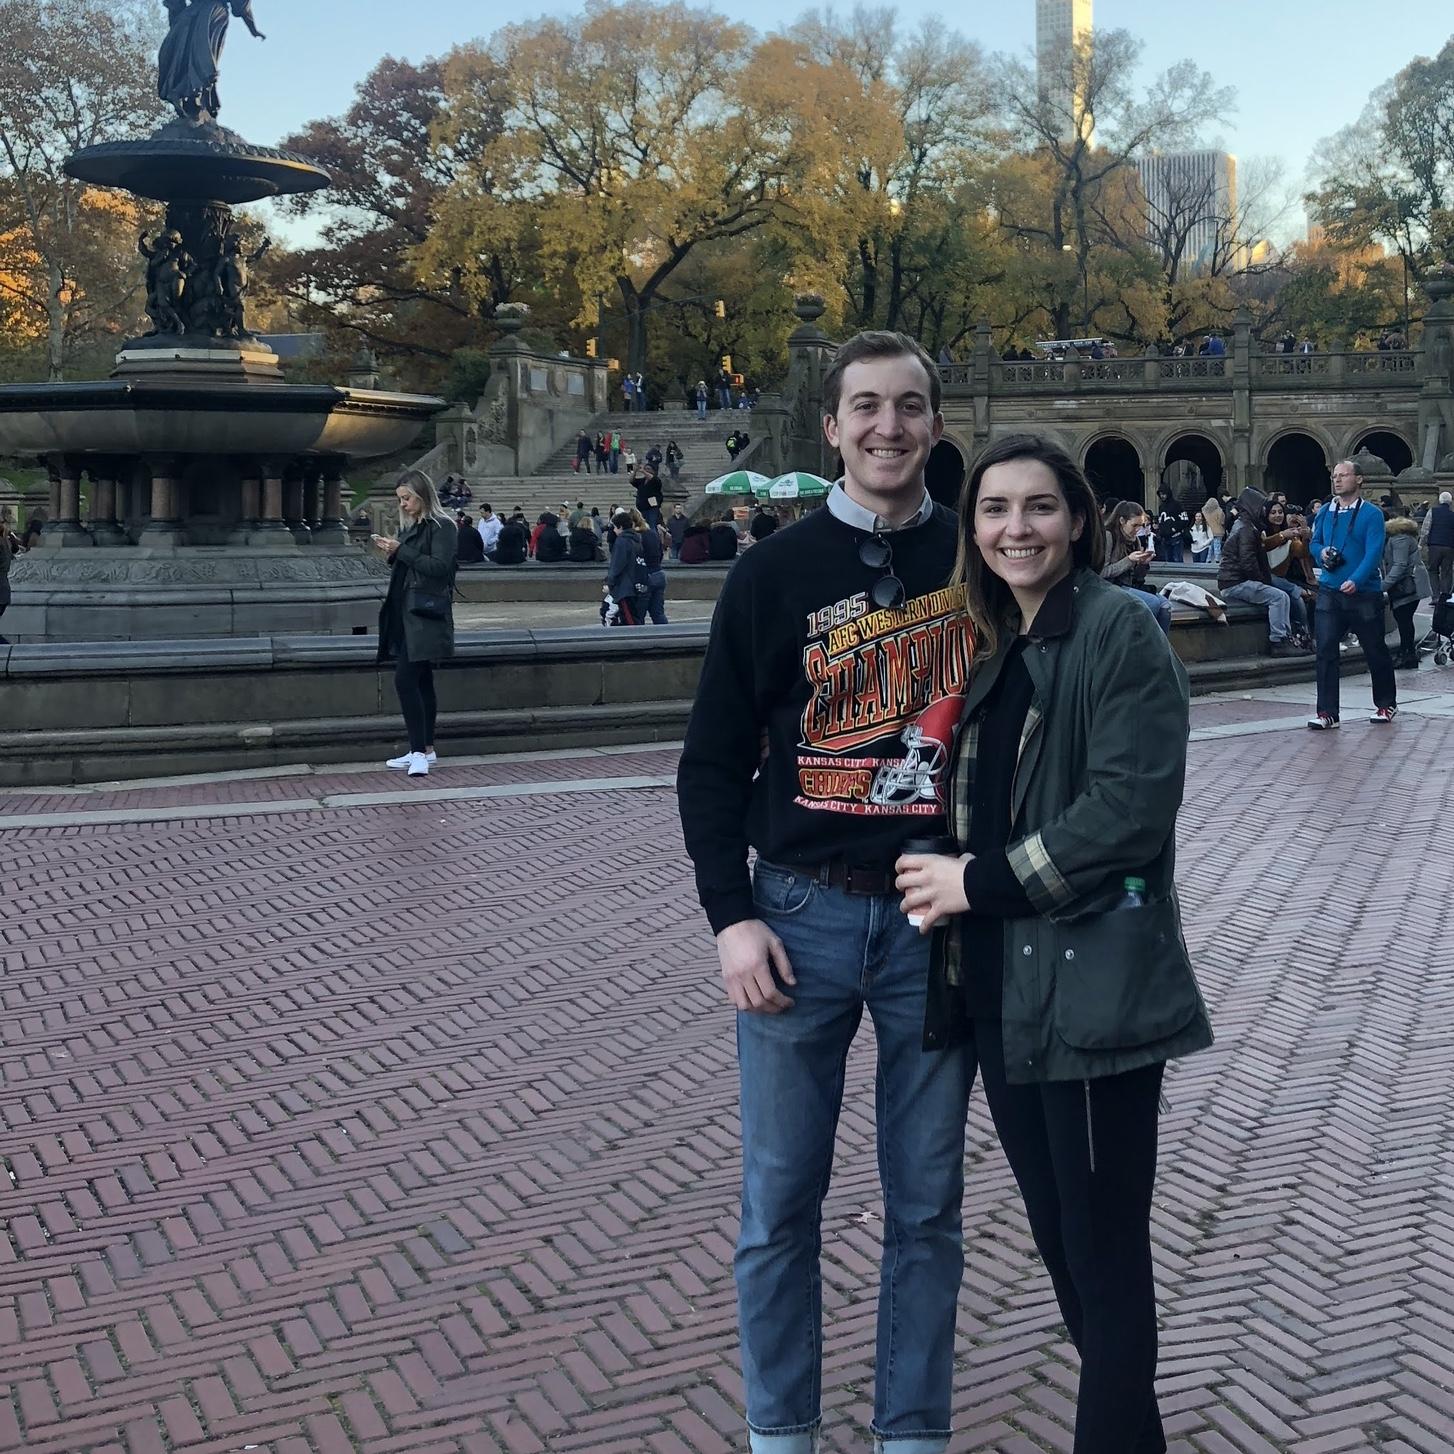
[478,390,509,445]
[12,553,388,587]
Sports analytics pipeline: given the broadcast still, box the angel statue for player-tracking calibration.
[157,0,266,124]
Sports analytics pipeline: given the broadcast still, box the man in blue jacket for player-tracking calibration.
[1307,458,1397,728]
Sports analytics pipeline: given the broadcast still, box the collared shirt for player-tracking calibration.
[826,481,935,533]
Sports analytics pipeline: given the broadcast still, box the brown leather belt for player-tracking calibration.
[815,861,896,896]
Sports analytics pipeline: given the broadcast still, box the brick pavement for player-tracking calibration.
[2,672,1453,1454]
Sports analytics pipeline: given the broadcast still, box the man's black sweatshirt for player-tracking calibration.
[677,500,972,935]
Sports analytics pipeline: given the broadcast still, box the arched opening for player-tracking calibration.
[1351,430,1413,478]
[1264,433,1329,507]
[925,438,967,511]
[1084,436,1143,507]
[1162,434,1223,507]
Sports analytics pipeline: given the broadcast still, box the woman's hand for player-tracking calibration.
[371,534,400,558]
[895,851,972,934]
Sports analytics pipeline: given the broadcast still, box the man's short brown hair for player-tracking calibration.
[821,330,941,420]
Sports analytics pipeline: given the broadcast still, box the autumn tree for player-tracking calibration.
[422,3,894,373]
[1307,38,1454,280]
[0,0,160,378]
[994,29,1233,340]
[273,56,533,385]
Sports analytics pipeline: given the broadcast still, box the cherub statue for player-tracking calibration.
[214,234,271,338]
[138,229,194,336]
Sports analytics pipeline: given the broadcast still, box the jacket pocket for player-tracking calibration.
[1050,897,1201,1051]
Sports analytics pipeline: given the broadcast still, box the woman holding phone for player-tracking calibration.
[896,433,1213,1454]
[373,469,457,776]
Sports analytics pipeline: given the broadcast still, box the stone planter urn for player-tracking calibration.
[495,303,530,336]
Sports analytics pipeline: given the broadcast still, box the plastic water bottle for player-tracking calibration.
[1118,876,1147,909]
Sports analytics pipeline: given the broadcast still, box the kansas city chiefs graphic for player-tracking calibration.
[794,585,972,817]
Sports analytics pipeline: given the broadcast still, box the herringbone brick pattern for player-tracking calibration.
[2,698,1452,1452]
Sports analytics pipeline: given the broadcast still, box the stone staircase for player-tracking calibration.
[465,408,755,523]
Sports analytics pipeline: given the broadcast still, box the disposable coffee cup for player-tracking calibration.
[900,835,958,927]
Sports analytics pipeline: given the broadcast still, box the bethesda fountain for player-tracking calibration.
[0,1,443,641]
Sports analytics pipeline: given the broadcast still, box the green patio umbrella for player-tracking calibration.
[704,469,770,495]
[761,471,833,500]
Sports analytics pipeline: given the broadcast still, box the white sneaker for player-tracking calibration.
[406,752,429,776]
[425,750,437,763]
[387,750,437,770]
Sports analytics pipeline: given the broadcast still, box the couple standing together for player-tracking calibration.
[676,331,1214,1454]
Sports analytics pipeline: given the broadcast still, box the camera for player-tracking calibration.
[1321,546,1345,570]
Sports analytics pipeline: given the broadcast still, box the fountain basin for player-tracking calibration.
[0,380,441,460]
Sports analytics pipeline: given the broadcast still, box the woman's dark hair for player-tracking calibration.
[1265,498,1287,525]
[1102,500,1147,569]
[951,433,1104,660]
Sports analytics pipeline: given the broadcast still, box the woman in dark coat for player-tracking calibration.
[373,470,457,777]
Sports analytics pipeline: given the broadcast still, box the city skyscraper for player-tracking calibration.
[1035,0,1094,142]
[1136,151,1239,273]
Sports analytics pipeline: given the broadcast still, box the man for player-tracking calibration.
[1308,458,1396,728]
[1217,490,1308,657]
[677,331,973,1454]
[475,503,502,560]
[633,370,647,411]
[645,443,664,475]
[634,466,664,530]
[573,429,592,474]
[717,364,734,411]
[726,429,742,461]
[707,510,740,560]
[667,502,688,559]
[1421,489,1454,603]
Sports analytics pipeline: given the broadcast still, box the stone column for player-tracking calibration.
[46,458,94,547]
[138,459,183,547]
[229,469,262,545]
[283,465,312,546]
[314,460,349,546]
[248,461,292,545]
[1230,308,1253,494]
[88,462,128,546]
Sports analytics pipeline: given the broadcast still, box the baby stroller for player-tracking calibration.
[1422,592,1454,666]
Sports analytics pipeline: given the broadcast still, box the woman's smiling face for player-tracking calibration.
[973,458,1083,600]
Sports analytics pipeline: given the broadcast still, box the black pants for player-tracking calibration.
[394,649,437,753]
[1391,596,1419,656]
[974,1020,1167,1454]
[1314,588,1396,717]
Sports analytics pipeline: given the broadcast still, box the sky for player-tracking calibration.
[218,0,1454,240]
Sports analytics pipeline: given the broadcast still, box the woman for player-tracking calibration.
[0,507,24,642]
[1201,495,1225,562]
[666,440,683,482]
[1260,498,1315,646]
[1189,512,1212,563]
[897,432,1212,1454]
[694,379,709,420]
[1102,501,1172,634]
[568,515,600,563]
[373,470,457,777]
[628,506,669,623]
[1383,510,1428,669]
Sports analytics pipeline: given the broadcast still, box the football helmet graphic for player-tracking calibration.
[868,694,964,807]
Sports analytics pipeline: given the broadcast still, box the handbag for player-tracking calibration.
[407,587,450,620]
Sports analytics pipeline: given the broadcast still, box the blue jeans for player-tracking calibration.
[1314,588,1396,718]
[1119,585,1171,635]
[697,399,708,419]
[1265,574,1309,635]
[736,863,971,1454]
[645,570,667,623]
[719,386,733,410]
[1222,579,1293,641]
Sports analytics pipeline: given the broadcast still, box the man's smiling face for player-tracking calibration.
[824,353,943,516]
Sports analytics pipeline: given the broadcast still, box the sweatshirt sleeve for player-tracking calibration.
[676,562,767,934]
[963,851,1034,918]
[1349,507,1386,592]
